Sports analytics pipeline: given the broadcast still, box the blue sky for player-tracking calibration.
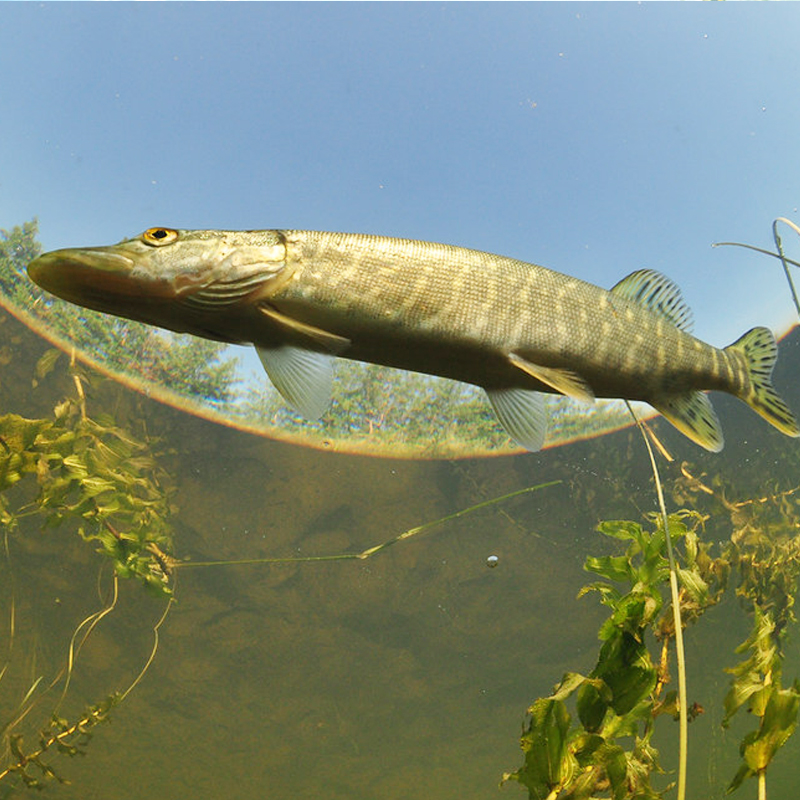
[3,2,800,347]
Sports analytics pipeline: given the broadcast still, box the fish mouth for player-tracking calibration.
[27,247,147,310]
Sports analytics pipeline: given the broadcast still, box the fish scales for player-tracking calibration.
[280,231,735,399]
[26,227,799,451]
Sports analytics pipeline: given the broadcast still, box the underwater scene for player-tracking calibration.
[3,4,800,800]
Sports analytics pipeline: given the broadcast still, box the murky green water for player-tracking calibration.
[3,301,800,799]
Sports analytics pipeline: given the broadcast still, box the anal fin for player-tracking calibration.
[650,391,724,452]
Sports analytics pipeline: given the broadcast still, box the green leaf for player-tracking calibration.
[596,742,628,800]
[515,698,576,798]
[677,565,709,605]
[579,581,621,608]
[742,685,800,772]
[597,519,644,543]
[571,731,606,765]
[585,554,634,583]
[684,526,699,568]
[34,348,62,380]
[79,476,117,497]
[0,451,24,490]
[576,678,610,733]
[62,453,89,479]
[592,632,656,716]
[549,672,589,702]
[727,762,752,794]
[0,412,53,451]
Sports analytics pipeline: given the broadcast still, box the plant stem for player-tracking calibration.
[758,768,766,800]
[712,217,800,322]
[626,404,687,800]
[356,482,560,559]
[772,217,800,321]
[177,481,561,569]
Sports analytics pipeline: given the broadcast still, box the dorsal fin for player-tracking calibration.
[610,269,693,332]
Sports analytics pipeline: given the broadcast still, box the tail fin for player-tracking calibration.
[725,327,800,438]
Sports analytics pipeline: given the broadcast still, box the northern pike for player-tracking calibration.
[27,227,799,451]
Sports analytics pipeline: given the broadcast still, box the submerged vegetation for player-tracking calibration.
[504,511,714,800]
[4,347,799,795]
[0,347,176,791]
[0,350,176,597]
[504,486,800,799]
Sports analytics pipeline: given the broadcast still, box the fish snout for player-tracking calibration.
[27,247,141,308]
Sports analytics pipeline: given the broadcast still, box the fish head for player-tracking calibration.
[27,227,289,341]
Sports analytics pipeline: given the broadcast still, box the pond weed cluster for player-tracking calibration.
[504,459,800,800]
[0,349,176,791]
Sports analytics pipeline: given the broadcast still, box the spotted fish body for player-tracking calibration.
[26,228,800,451]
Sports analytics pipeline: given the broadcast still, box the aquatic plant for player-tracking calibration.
[1,695,120,790]
[0,349,176,791]
[695,471,800,798]
[502,511,720,800]
[0,351,176,596]
[714,216,800,322]
[504,459,800,799]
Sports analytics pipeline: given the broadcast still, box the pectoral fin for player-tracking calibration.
[256,345,334,420]
[257,304,351,354]
[486,387,548,451]
[650,391,724,452]
[509,353,595,403]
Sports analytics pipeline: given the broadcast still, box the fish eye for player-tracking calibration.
[142,227,179,246]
